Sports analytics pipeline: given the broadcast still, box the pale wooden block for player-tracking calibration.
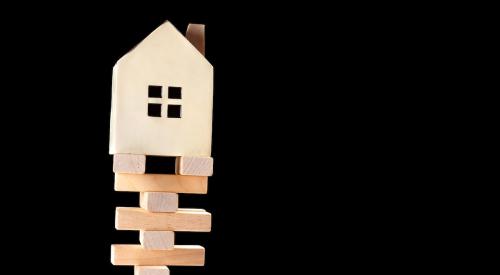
[113,154,145,174]
[115,174,208,194]
[109,21,213,157]
[135,266,170,275]
[140,192,178,213]
[116,207,211,232]
[112,245,205,266]
[177,156,213,176]
[140,231,175,250]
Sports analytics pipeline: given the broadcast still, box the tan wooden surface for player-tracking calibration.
[112,245,204,266]
[116,207,211,232]
[134,266,170,275]
[140,192,178,213]
[140,230,175,250]
[115,174,208,194]
[177,156,213,176]
[113,154,146,174]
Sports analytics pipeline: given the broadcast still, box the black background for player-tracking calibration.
[0,4,463,274]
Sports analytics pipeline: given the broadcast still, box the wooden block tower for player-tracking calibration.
[109,21,214,275]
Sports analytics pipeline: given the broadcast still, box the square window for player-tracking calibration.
[148,85,162,98]
[167,104,181,118]
[168,86,182,99]
[148,103,162,117]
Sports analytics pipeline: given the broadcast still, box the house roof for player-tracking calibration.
[116,21,212,68]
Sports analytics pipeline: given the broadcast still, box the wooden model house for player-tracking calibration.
[110,21,213,159]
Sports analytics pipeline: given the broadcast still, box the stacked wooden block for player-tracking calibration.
[111,154,213,275]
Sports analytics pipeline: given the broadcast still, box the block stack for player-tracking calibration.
[111,154,213,275]
[108,21,214,275]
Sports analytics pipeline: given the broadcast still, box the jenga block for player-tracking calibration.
[116,207,211,232]
[177,156,213,176]
[140,192,178,213]
[135,266,170,275]
[113,154,146,174]
[140,231,175,250]
[115,174,208,194]
[112,245,205,266]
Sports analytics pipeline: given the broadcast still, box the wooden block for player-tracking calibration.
[140,231,175,250]
[113,154,145,174]
[116,207,211,232]
[112,245,205,266]
[109,21,213,158]
[140,192,178,213]
[177,156,213,176]
[115,174,208,194]
[135,266,170,275]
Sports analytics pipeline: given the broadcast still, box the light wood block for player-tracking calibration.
[140,231,175,250]
[109,21,213,157]
[112,245,205,266]
[135,266,170,275]
[115,174,208,194]
[116,207,211,232]
[140,192,178,213]
[177,156,213,176]
[113,154,146,174]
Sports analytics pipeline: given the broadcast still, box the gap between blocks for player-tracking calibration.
[113,154,213,176]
